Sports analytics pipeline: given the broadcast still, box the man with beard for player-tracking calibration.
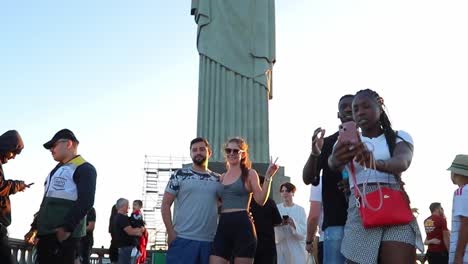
[0,130,31,264]
[162,137,221,264]
[302,95,354,263]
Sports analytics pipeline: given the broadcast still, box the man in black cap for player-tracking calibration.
[34,129,97,264]
[0,130,31,264]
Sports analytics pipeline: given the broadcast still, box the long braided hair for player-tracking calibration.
[354,89,397,156]
[355,89,413,204]
[225,137,252,184]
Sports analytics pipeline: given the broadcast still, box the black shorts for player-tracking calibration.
[212,211,257,259]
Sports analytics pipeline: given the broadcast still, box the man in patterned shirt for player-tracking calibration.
[161,137,221,264]
[447,154,468,264]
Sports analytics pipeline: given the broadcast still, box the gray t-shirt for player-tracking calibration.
[165,168,221,242]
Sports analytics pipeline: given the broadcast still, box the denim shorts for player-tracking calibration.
[166,237,211,264]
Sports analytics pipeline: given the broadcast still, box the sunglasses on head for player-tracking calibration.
[225,148,243,154]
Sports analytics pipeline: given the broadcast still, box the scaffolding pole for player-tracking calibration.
[142,155,190,250]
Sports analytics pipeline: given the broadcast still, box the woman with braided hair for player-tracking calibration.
[329,89,423,263]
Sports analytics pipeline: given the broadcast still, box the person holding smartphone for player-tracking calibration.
[0,130,31,264]
[328,89,423,264]
[274,182,307,264]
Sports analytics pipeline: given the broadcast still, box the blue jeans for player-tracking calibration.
[166,237,212,264]
[323,226,345,264]
[118,246,137,264]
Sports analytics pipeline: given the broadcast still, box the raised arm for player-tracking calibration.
[303,128,325,185]
[249,170,270,206]
[249,159,279,206]
[375,141,413,175]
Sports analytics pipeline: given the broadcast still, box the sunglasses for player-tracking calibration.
[224,148,243,155]
[280,189,292,193]
[51,139,69,149]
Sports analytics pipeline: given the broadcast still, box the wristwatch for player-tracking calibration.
[306,240,313,245]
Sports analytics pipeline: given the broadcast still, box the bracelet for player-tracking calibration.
[311,151,321,157]
[377,159,387,170]
[306,240,313,245]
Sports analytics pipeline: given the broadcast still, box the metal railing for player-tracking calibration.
[9,237,425,264]
[8,238,110,264]
[9,238,34,264]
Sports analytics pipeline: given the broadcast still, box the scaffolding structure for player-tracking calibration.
[142,155,190,250]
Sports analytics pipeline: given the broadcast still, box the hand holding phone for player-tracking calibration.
[339,121,359,144]
[282,215,289,225]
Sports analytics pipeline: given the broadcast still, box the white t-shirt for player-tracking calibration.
[347,130,413,188]
[309,179,322,202]
[309,179,323,240]
[449,184,468,264]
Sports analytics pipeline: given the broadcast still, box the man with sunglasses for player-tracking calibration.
[34,129,97,264]
[0,130,31,264]
[162,137,221,264]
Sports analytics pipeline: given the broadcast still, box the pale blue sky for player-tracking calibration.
[2,1,468,249]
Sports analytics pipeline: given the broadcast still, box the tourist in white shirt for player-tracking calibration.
[447,154,468,264]
[275,182,307,264]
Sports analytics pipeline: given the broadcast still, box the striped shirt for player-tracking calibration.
[449,184,468,264]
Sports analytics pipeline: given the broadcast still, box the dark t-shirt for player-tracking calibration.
[130,210,145,228]
[250,198,282,250]
[424,214,448,252]
[314,132,348,230]
[113,213,138,248]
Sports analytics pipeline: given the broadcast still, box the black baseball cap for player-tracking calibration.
[43,129,79,149]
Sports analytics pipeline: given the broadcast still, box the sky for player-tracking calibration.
[1,1,468,249]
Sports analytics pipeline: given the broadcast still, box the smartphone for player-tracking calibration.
[339,121,359,143]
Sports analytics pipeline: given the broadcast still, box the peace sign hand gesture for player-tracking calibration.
[265,156,279,179]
